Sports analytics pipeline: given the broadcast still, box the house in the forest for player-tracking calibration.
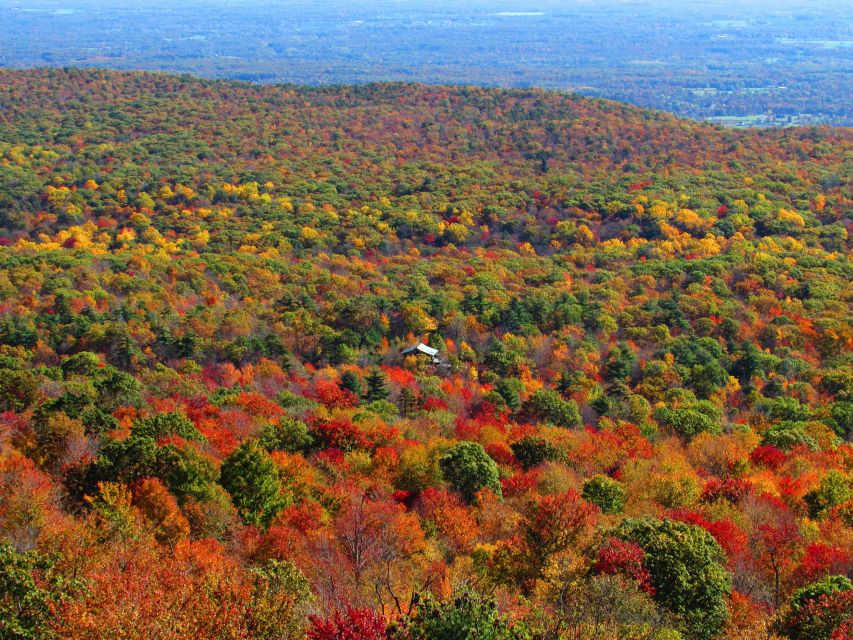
[401,342,441,365]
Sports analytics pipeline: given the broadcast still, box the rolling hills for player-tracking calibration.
[0,68,851,640]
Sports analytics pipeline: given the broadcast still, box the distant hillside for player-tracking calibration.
[0,68,848,227]
[1,68,848,171]
[1,0,850,126]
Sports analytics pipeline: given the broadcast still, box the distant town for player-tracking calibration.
[1,0,851,127]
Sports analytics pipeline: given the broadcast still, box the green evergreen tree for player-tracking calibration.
[398,387,419,418]
[156,443,221,505]
[400,587,529,640]
[259,417,315,454]
[555,370,578,396]
[364,368,389,403]
[0,369,38,413]
[524,388,582,428]
[60,351,101,377]
[605,342,636,383]
[92,366,142,411]
[0,542,79,640]
[340,370,363,398]
[785,574,852,640]
[220,439,284,527]
[582,475,627,514]
[804,471,852,519]
[131,411,205,443]
[616,518,731,640]
[440,441,502,503]
[511,437,562,470]
[495,378,523,411]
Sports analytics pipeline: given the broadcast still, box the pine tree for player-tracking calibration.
[340,370,363,398]
[364,368,389,403]
[440,442,502,503]
[399,387,418,418]
[220,439,284,527]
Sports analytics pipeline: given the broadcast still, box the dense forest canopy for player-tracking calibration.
[0,68,851,639]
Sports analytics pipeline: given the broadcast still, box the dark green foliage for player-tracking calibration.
[259,417,315,454]
[364,368,390,403]
[131,411,205,443]
[511,436,562,470]
[804,471,852,519]
[495,378,523,411]
[340,370,363,398]
[0,316,37,348]
[42,385,95,420]
[761,423,819,452]
[616,518,731,640]
[0,369,38,412]
[0,543,78,640]
[79,408,119,439]
[582,475,627,514]
[220,439,284,527]
[398,588,530,640]
[757,396,812,423]
[440,441,502,503]
[828,401,853,438]
[484,341,521,377]
[60,352,101,377]
[664,337,729,399]
[731,342,766,382]
[605,342,636,383]
[523,389,582,428]
[157,329,200,360]
[785,575,852,640]
[92,366,142,411]
[88,435,159,487]
[655,404,721,439]
[820,369,853,401]
[156,443,221,505]
[556,370,581,396]
[398,387,419,418]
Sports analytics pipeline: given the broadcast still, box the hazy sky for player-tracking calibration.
[4,0,849,7]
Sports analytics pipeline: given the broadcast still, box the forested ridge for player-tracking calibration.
[0,68,851,640]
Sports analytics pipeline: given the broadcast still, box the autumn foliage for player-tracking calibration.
[0,68,850,639]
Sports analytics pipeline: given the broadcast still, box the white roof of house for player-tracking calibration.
[402,342,439,357]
